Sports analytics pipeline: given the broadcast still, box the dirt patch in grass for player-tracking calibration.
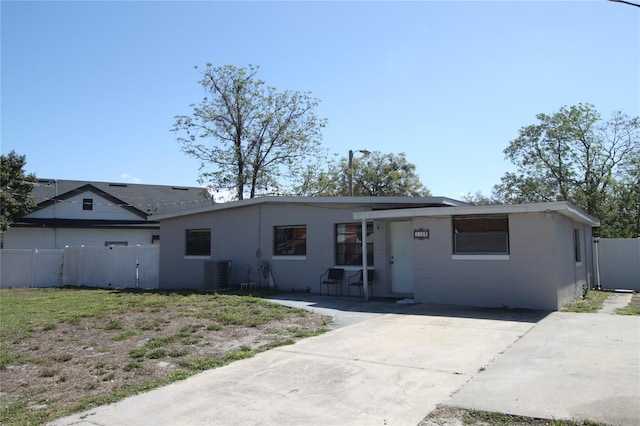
[0,288,330,425]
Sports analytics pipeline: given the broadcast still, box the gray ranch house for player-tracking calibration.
[156,197,599,311]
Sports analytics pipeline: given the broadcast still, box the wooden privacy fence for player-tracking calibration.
[0,245,159,289]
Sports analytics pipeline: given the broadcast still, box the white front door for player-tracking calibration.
[389,221,414,294]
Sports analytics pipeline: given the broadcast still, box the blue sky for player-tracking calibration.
[2,0,639,199]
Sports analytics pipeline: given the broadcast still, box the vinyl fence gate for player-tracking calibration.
[594,238,640,291]
[0,245,159,289]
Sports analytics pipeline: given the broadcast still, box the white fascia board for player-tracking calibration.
[153,196,465,221]
[354,201,600,227]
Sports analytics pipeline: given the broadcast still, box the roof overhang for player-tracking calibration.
[353,201,600,227]
[154,196,468,221]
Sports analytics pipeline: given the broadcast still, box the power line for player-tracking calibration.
[608,0,640,8]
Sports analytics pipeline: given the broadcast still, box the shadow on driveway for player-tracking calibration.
[266,292,549,328]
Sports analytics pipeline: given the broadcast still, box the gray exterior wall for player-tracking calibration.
[159,203,378,292]
[411,212,593,311]
[159,200,596,311]
[554,214,594,308]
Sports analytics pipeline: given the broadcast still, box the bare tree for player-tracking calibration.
[173,64,327,200]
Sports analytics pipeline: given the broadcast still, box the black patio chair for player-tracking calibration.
[319,268,345,296]
[348,269,375,298]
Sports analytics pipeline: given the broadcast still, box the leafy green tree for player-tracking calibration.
[493,104,639,236]
[293,155,343,196]
[1,151,36,235]
[461,191,501,206]
[604,154,640,237]
[293,151,430,197]
[350,151,430,196]
[173,64,328,200]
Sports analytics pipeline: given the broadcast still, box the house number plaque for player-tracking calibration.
[413,228,429,239]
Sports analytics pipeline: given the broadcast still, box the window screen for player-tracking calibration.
[185,229,211,256]
[453,216,509,254]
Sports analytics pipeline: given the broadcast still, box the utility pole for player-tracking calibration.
[348,149,370,196]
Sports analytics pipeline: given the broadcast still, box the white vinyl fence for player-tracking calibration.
[0,249,64,288]
[594,238,640,291]
[1,245,159,289]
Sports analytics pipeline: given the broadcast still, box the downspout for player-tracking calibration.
[361,218,369,301]
[53,179,59,249]
[593,236,601,290]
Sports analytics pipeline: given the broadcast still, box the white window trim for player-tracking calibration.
[272,255,306,261]
[452,254,510,261]
[184,255,211,260]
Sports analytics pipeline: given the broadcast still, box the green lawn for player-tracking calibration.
[0,287,329,425]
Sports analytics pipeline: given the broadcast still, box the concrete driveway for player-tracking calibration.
[446,307,640,425]
[49,295,639,426]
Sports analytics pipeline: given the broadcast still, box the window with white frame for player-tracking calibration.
[274,225,307,256]
[452,215,509,255]
[185,229,211,256]
[335,223,374,266]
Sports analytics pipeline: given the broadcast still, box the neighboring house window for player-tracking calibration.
[274,225,307,256]
[453,215,509,254]
[83,198,93,210]
[335,223,374,266]
[185,229,211,256]
[574,229,582,263]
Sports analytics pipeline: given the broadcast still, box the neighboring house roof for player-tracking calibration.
[353,201,601,227]
[12,179,212,230]
[33,184,149,219]
[29,179,212,218]
[153,195,469,221]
